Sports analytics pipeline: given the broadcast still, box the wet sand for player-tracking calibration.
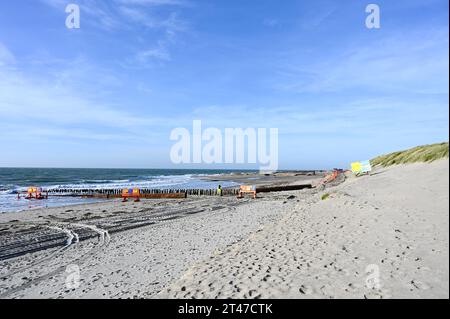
[202,171,326,187]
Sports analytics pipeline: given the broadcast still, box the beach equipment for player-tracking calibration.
[17,187,48,200]
[314,170,344,187]
[351,162,362,174]
[360,160,372,173]
[237,185,257,199]
[351,160,372,176]
[323,170,339,183]
[122,188,141,202]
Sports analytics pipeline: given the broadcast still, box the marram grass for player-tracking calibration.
[371,142,449,167]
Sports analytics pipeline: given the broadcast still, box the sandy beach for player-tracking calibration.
[161,160,449,299]
[0,161,448,299]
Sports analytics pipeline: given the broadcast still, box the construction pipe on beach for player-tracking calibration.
[255,184,313,193]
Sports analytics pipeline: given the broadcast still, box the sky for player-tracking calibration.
[0,0,448,170]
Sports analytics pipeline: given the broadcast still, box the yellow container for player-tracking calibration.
[351,162,362,174]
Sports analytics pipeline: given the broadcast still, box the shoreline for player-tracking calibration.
[0,171,325,214]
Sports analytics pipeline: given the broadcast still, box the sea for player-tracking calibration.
[0,168,250,213]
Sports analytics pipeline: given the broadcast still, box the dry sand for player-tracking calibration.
[0,161,448,299]
[159,160,449,299]
[0,191,313,298]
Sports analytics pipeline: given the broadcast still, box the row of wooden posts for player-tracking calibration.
[43,183,315,198]
[45,188,241,197]
[23,170,342,200]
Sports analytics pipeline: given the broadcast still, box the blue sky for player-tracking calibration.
[0,0,448,169]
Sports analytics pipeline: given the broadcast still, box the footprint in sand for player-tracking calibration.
[410,280,430,290]
[299,284,314,295]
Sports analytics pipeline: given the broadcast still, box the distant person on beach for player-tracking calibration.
[217,185,223,196]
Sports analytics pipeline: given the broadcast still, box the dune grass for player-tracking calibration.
[371,142,449,167]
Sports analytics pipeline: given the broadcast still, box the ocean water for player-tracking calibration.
[0,168,248,213]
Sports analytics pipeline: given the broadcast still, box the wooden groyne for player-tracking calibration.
[86,193,188,199]
[45,188,241,197]
[43,184,314,198]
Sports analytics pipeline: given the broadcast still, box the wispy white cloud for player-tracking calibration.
[120,10,187,66]
[114,0,188,6]
[39,0,67,9]
[0,71,153,130]
[39,0,189,68]
[82,1,123,30]
[40,0,189,31]
[137,83,153,94]
[274,28,449,95]
[117,5,158,28]
[116,6,187,34]
[299,4,337,29]
[135,43,171,63]
[0,42,16,66]
[263,18,279,27]
[0,44,166,142]
[189,96,448,140]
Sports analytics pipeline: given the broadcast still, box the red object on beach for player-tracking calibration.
[122,188,141,202]
[318,170,340,186]
[20,187,48,200]
[237,185,257,199]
